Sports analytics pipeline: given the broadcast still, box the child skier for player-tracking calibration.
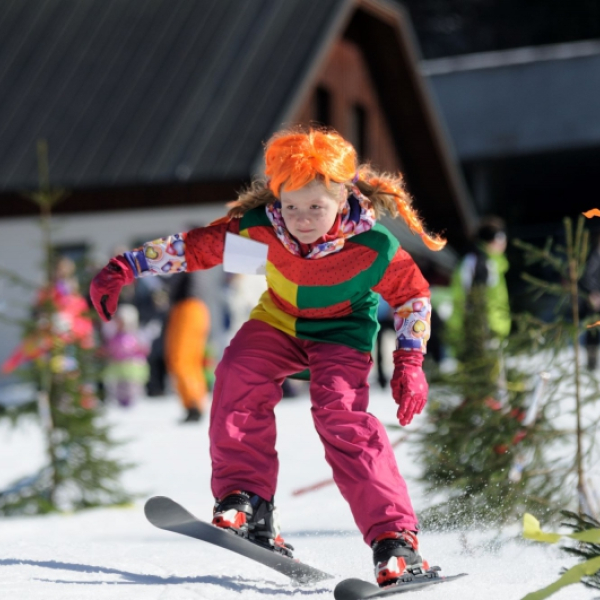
[102,303,149,407]
[90,127,444,587]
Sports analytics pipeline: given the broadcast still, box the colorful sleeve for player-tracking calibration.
[123,218,239,277]
[372,247,431,353]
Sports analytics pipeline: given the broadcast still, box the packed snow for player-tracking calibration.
[1,385,597,600]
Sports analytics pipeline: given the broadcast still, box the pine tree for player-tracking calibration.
[415,222,595,528]
[0,141,133,515]
[418,340,563,527]
[511,215,600,518]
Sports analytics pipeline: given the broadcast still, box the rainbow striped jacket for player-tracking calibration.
[126,206,431,354]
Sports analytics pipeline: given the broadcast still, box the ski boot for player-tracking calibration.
[372,531,430,587]
[212,490,294,557]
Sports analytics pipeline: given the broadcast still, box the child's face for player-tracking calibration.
[279,181,345,244]
[115,316,126,332]
[487,232,507,255]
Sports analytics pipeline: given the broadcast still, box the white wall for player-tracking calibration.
[0,203,230,381]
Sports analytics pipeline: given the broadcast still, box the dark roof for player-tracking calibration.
[422,40,600,160]
[0,0,349,190]
[0,0,475,255]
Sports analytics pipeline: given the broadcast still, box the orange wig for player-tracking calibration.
[265,129,355,196]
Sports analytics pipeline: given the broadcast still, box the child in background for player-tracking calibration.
[103,304,149,407]
[90,127,444,587]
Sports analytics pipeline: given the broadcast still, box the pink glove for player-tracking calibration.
[391,350,428,426]
[89,256,134,322]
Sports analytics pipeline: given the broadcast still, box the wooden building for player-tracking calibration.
[0,0,474,369]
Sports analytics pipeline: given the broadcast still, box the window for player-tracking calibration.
[52,242,90,292]
[314,86,331,126]
[349,103,367,159]
[53,243,89,273]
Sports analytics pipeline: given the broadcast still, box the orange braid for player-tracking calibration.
[356,169,446,251]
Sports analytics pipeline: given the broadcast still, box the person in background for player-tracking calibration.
[222,272,267,344]
[110,244,170,397]
[90,127,445,588]
[374,295,394,388]
[446,216,511,359]
[102,304,149,407]
[134,278,170,397]
[164,272,211,423]
[53,255,80,296]
[2,256,95,375]
[222,272,301,397]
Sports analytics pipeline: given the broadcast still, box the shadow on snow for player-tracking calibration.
[0,558,331,595]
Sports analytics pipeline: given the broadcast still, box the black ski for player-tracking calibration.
[144,495,333,584]
[334,570,468,600]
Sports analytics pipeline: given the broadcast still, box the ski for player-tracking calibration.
[334,568,468,600]
[144,495,334,584]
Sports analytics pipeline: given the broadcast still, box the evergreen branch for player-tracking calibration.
[0,313,31,328]
[513,238,565,272]
[520,273,567,296]
[525,495,558,508]
[0,266,38,290]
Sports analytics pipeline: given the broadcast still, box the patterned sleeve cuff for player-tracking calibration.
[393,296,431,353]
[124,233,187,278]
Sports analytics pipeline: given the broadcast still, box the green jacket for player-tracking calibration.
[446,246,510,350]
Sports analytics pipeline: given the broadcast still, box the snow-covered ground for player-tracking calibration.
[1,386,597,600]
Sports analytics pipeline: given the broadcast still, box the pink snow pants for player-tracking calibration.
[209,319,418,545]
